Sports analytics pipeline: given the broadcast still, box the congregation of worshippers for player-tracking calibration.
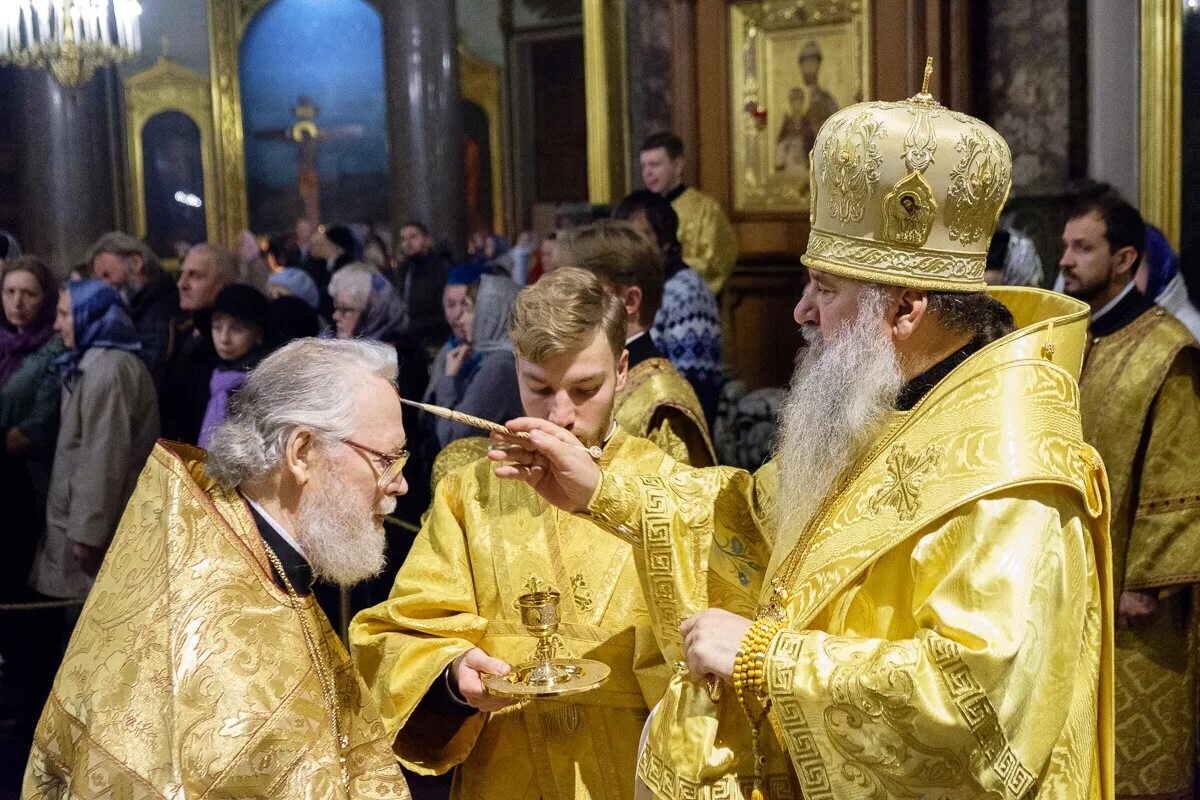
[2,4,1200,800]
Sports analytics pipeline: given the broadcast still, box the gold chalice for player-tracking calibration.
[482,589,610,699]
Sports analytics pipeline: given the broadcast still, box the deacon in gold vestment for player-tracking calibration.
[556,223,715,467]
[640,133,738,295]
[1060,195,1200,800]
[495,70,1114,800]
[24,339,413,799]
[351,268,677,800]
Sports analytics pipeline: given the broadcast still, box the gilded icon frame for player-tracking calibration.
[124,55,219,261]
[729,0,871,216]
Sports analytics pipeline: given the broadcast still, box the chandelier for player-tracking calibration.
[1,0,143,87]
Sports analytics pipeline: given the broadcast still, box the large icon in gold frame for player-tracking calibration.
[124,52,219,262]
[730,0,870,215]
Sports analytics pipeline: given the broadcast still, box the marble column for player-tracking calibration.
[17,68,120,272]
[381,0,467,259]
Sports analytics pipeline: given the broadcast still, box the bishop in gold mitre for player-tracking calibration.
[352,269,721,800]
[1059,193,1200,800]
[494,62,1115,800]
[556,220,716,467]
[23,339,411,799]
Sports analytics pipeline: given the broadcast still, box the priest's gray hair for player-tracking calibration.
[205,338,397,487]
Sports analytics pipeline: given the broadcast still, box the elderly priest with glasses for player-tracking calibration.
[22,338,412,799]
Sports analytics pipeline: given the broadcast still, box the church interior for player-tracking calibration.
[0,0,1198,798]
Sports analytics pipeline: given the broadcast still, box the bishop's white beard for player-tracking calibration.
[295,468,395,588]
[769,287,904,578]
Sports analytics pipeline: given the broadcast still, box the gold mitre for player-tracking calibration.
[801,59,1012,292]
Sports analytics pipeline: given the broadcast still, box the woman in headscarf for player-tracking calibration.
[428,272,523,446]
[984,226,1044,287]
[1139,224,1200,342]
[0,257,63,678]
[32,279,159,600]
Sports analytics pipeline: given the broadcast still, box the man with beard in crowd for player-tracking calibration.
[23,338,412,799]
[395,221,454,353]
[491,69,1114,799]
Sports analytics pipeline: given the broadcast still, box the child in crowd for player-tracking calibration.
[198,285,268,449]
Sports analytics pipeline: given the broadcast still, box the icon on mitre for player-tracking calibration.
[882,171,937,248]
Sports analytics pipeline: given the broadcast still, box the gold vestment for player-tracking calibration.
[672,187,738,295]
[585,289,1115,800]
[615,356,715,467]
[1078,305,1200,799]
[350,428,674,800]
[23,443,410,799]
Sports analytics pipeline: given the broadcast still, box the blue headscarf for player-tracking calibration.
[57,278,142,387]
[1142,225,1180,301]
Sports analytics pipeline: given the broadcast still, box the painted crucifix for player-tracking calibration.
[254,97,363,224]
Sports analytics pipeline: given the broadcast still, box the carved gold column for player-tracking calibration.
[1140,0,1182,248]
[582,0,629,203]
[205,0,256,247]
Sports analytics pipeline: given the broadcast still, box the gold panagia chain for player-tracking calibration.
[263,544,350,789]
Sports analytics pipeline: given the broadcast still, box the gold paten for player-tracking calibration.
[483,590,612,699]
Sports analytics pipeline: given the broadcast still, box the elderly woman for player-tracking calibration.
[328,263,407,342]
[31,279,159,600]
[427,273,523,447]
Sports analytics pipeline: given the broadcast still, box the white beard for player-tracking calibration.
[769,286,904,579]
[295,469,395,588]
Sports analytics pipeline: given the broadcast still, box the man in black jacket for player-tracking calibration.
[87,231,182,385]
[394,221,453,353]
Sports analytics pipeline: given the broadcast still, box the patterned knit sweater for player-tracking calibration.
[651,251,722,425]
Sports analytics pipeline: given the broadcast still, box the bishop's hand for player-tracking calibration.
[681,609,754,682]
[489,417,600,513]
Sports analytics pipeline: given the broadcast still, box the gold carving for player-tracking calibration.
[819,111,884,225]
[459,44,506,235]
[582,0,629,203]
[945,130,1011,245]
[123,54,218,258]
[729,0,872,215]
[1139,0,1182,248]
[865,443,943,521]
[881,171,936,248]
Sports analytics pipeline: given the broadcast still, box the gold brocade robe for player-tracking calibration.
[584,288,1115,800]
[350,428,675,800]
[22,443,411,799]
[672,187,738,295]
[615,356,716,467]
[1078,305,1200,799]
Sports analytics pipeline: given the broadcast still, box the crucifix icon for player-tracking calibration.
[255,97,364,224]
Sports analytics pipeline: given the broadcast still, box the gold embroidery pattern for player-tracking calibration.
[819,111,885,225]
[539,704,583,736]
[570,574,594,613]
[882,171,938,247]
[927,637,1037,798]
[903,105,941,173]
[767,631,835,799]
[637,747,796,800]
[946,130,1011,245]
[805,229,983,286]
[865,444,944,521]
[641,477,684,650]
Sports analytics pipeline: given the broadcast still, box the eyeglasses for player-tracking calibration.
[342,439,410,489]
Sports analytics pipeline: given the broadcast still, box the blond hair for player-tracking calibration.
[510,267,626,362]
[554,219,665,326]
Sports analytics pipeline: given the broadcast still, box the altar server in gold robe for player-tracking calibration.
[23,339,412,799]
[1060,192,1200,800]
[350,268,678,800]
[640,132,738,295]
[494,69,1114,800]
[557,221,715,466]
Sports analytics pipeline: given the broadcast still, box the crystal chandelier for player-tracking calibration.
[1,0,143,87]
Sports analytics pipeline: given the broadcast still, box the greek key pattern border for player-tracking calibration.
[926,637,1037,798]
[766,631,834,800]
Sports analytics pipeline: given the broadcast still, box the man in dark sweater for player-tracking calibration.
[395,221,453,352]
